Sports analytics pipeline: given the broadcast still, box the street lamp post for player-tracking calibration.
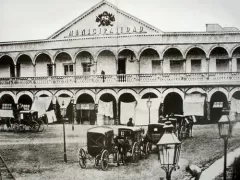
[60,101,67,163]
[218,109,234,180]
[147,97,152,124]
[71,98,74,131]
[157,122,181,180]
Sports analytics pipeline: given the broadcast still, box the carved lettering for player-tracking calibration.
[69,31,73,37]
[76,30,79,36]
[104,28,107,34]
[93,29,96,35]
[133,27,137,33]
[110,28,113,34]
[140,26,144,32]
[126,27,130,32]
[82,29,85,36]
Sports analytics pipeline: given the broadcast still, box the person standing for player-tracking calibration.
[127,118,134,126]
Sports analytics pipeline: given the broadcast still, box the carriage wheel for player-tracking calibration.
[114,148,120,166]
[30,120,40,133]
[13,123,19,133]
[101,150,109,171]
[94,154,101,167]
[78,148,87,169]
[38,120,45,132]
[145,142,150,159]
[132,142,140,163]
[149,142,152,151]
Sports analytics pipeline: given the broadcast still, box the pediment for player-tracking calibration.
[48,0,163,39]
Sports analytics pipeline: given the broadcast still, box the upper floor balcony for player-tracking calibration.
[0,72,239,89]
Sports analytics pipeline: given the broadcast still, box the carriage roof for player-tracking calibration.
[148,123,165,127]
[87,126,113,135]
[118,126,142,131]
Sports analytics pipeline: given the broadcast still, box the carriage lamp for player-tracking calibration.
[71,98,74,131]
[60,101,67,163]
[146,97,152,124]
[218,109,234,180]
[157,123,181,180]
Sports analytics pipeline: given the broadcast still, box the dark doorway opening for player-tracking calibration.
[118,59,126,74]
[163,92,183,116]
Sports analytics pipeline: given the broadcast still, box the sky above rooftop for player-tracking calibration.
[1,0,240,42]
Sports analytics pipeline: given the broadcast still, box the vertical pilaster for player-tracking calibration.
[14,65,17,77]
[206,101,211,121]
[229,58,232,72]
[115,103,119,125]
[73,104,76,124]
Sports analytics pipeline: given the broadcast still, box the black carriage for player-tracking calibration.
[166,114,193,140]
[117,126,144,163]
[78,126,119,171]
[13,110,45,133]
[144,123,165,151]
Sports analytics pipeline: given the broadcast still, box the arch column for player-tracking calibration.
[206,101,210,121]
[229,58,232,72]
[14,65,17,77]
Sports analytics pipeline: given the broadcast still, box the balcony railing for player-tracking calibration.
[0,72,240,88]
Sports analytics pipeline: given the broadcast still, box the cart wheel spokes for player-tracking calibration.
[30,120,39,133]
[78,148,87,169]
[38,120,45,132]
[101,150,109,171]
[94,154,101,167]
[132,142,140,163]
[145,142,150,159]
[13,123,19,133]
[115,148,120,167]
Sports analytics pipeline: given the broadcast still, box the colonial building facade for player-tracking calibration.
[1,0,240,124]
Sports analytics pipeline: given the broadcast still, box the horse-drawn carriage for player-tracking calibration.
[116,126,148,163]
[13,110,45,133]
[163,114,195,140]
[78,126,119,170]
[144,123,165,151]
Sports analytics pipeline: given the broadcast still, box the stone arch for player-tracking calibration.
[186,88,206,94]
[34,51,53,64]
[75,89,96,104]
[162,88,184,101]
[55,90,73,99]
[162,46,184,59]
[74,49,94,61]
[139,48,161,74]
[138,46,161,59]
[117,89,139,102]
[15,53,33,64]
[139,88,162,99]
[53,51,73,63]
[230,44,240,57]
[35,90,53,98]
[0,91,17,104]
[117,47,138,59]
[229,87,240,101]
[0,55,16,77]
[96,48,117,60]
[207,87,229,102]
[0,54,14,63]
[96,89,117,103]
[184,45,207,59]
[16,91,34,103]
[16,53,34,77]
[208,45,230,58]
[96,50,117,75]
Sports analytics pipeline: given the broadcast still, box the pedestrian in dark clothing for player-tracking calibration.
[101,70,105,82]
[186,164,202,180]
[127,118,134,126]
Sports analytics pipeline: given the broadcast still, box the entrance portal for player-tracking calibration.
[163,92,183,116]
[118,59,126,74]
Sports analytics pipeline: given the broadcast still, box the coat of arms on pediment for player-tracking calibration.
[96,11,115,27]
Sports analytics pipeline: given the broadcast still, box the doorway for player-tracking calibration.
[118,58,126,74]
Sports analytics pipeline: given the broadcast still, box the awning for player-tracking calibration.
[183,93,205,116]
[31,97,53,117]
[213,102,223,108]
[57,97,72,109]
[135,98,161,125]
[0,110,14,118]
